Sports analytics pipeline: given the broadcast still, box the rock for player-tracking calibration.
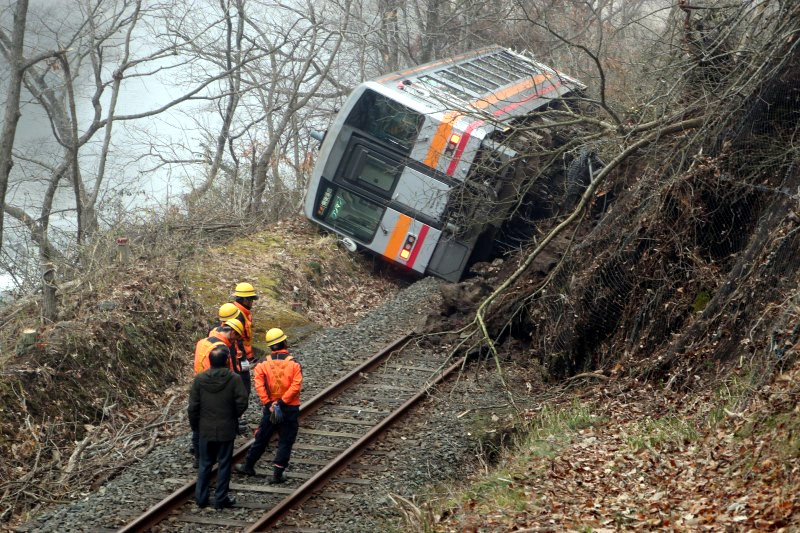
[439,280,492,316]
[97,301,118,312]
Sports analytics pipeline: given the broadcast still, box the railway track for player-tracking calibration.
[117,332,464,532]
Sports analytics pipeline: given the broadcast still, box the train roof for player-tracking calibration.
[373,45,584,124]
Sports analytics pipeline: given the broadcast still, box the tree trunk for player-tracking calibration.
[378,0,400,71]
[419,0,441,63]
[0,0,28,252]
[251,156,268,213]
[184,0,243,206]
[40,251,57,323]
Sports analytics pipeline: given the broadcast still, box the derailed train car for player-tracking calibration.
[303,45,595,281]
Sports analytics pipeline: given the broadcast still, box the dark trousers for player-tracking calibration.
[245,404,299,469]
[237,368,251,395]
[196,438,234,506]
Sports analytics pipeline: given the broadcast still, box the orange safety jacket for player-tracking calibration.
[233,302,254,361]
[253,349,302,407]
[193,334,237,375]
[208,321,246,368]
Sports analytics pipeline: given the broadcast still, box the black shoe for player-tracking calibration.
[269,469,287,485]
[193,456,199,469]
[234,463,256,476]
[197,500,208,509]
[214,496,236,510]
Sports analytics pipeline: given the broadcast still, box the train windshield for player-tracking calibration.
[339,144,403,196]
[345,89,423,154]
[314,180,385,242]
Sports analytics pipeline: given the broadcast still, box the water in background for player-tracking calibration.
[2,59,198,294]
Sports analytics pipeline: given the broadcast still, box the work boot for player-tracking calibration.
[234,463,256,476]
[269,466,286,485]
[214,495,236,510]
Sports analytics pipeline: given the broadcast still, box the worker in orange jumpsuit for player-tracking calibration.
[210,303,249,394]
[234,328,302,484]
[232,282,257,364]
[191,318,245,465]
[194,318,244,375]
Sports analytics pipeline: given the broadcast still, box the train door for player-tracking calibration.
[331,138,449,275]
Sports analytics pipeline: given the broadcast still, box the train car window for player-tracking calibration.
[457,63,505,87]
[357,151,401,193]
[315,181,384,242]
[435,69,485,96]
[498,51,539,78]
[418,75,467,102]
[338,144,403,197]
[345,90,423,154]
[509,51,552,76]
[474,57,517,84]
[452,65,499,89]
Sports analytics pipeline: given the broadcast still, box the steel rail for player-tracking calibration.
[116,333,412,533]
[244,354,466,532]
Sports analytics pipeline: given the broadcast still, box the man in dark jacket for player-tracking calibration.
[188,346,248,509]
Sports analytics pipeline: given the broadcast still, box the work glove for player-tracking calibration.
[239,358,250,372]
[269,403,284,424]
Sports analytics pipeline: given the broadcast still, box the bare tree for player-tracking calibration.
[176,0,251,206]
[0,0,27,254]
[0,0,247,319]
[0,0,61,253]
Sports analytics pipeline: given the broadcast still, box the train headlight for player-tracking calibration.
[445,133,461,155]
[399,234,417,261]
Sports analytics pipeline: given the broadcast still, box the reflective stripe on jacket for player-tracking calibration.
[206,325,243,373]
[193,335,234,374]
[209,317,246,364]
[253,349,302,406]
[233,302,254,361]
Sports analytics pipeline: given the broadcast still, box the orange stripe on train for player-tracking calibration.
[383,214,412,260]
[472,73,552,110]
[424,111,460,170]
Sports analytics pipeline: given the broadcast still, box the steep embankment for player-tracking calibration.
[183,216,408,340]
[398,5,800,530]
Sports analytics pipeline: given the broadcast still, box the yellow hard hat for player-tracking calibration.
[218,303,239,321]
[234,282,258,299]
[265,328,287,347]
[225,318,245,336]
